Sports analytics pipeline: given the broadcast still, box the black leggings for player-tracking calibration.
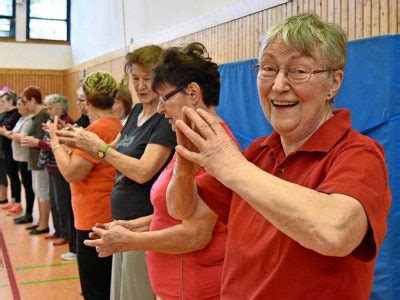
[18,162,35,214]
[76,230,112,300]
[5,150,21,203]
[0,157,7,186]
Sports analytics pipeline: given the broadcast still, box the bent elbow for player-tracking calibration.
[313,229,359,257]
[167,204,196,221]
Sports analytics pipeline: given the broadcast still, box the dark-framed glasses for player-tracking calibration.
[159,85,187,105]
[253,63,335,84]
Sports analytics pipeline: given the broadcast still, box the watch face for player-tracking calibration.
[97,151,105,158]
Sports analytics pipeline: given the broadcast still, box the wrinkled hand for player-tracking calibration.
[175,107,246,179]
[45,116,60,144]
[21,135,39,148]
[89,218,150,241]
[84,225,134,257]
[56,127,104,154]
[174,112,202,179]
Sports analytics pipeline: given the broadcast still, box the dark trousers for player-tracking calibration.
[0,157,7,186]
[5,150,21,202]
[76,230,112,300]
[49,172,71,238]
[17,162,35,214]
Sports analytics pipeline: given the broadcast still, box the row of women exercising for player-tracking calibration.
[5,13,393,299]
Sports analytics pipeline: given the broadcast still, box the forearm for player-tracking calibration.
[105,149,151,184]
[52,147,74,181]
[124,215,153,232]
[124,223,213,254]
[167,171,199,220]
[220,161,366,256]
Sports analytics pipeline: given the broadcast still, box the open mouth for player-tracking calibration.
[271,100,299,108]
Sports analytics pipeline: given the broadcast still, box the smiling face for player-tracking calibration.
[257,38,343,145]
[130,64,158,105]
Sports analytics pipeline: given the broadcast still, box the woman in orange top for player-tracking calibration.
[48,71,122,300]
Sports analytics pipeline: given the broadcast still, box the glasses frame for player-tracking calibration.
[253,63,336,84]
[159,85,187,105]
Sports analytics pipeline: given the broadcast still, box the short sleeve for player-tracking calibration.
[148,116,177,148]
[72,122,110,165]
[317,144,391,261]
[196,172,232,224]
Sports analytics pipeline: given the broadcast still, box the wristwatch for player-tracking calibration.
[97,144,110,158]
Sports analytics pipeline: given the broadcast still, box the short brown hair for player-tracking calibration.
[22,86,42,104]
[125,45,163,75]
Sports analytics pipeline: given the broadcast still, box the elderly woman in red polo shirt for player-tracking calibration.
[167,13,391,299]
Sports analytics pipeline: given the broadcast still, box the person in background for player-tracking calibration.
[38,94,73,246]
[58,45,174,300]
[60,86,91,262]
[21,86,51,235]
[112,82,133,126]
[75,87,90,128]
[0,91,22,214]
[166,13,391,299]
[48,71,122,300]
[0,87,10,204]
[1,97,35,224]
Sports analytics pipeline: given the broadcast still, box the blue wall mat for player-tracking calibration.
[217,34,400,299]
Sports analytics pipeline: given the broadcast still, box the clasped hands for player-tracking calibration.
[173,106,245,180]
[42,116,103,153]
[84,220,149,257]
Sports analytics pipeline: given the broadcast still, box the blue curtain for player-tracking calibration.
[217,34,400,299]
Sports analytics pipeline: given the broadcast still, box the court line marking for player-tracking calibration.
[20,276,79,286]
[0,227,21,299]
[16,262,77,271]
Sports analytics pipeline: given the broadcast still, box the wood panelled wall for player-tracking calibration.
[0,68,64,96]
[9,0,400,117]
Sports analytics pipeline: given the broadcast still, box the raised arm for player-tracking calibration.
[58,122,174,184]
[48,116,93,182]
[173,107,371,257]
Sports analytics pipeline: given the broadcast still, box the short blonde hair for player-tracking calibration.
[260,13,347,70]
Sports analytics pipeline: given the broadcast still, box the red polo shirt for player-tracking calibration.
[196,109,391,299]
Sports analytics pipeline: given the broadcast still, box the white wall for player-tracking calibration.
[0,42,72,69]
[0,0,72,70]
[71,0,287,65]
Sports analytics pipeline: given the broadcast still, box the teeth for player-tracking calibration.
[272,100,298,107]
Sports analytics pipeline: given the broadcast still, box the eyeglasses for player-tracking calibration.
[158,85,187,105]
[253,63,335,84]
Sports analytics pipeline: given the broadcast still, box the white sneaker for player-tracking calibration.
[61,252,77,261]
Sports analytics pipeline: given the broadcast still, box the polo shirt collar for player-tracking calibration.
[260,109,352,153]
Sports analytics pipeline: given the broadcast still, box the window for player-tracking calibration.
[0,0,15,38]
[27,0,69,41]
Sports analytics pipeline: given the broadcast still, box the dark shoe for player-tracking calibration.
[53,238,68,246]
[26,224,39,230]
[0,199,8,204]
[14,215,33,224]
[29,228,50,235]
